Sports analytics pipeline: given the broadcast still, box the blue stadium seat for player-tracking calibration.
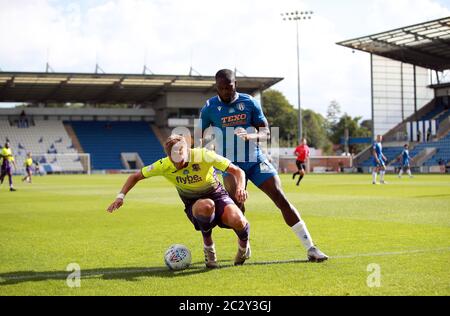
[407,132,450,166]
[423,132,450,166]
[68,121,165,170]
[359,146,404,167]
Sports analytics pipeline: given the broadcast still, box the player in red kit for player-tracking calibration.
[293,138,310,186]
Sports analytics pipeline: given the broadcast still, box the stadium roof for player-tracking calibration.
[0,72,283,103]
[337,17,450,71]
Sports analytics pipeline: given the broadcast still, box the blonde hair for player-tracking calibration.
[164,135,186,155]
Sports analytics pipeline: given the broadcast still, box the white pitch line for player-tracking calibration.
[1,247,449,282]
[329,247,450,260]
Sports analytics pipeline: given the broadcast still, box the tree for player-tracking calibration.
[326,100,341,134]
[262,90,298,147]
[262,89,332,151]
[302,109,332,153]
[361,119,373,133]
[330,114,371,154]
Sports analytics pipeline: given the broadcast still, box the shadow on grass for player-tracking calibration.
[0,266,210,286]
[414,194,450,199]
[0,259,310,286]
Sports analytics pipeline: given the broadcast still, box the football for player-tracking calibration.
[164,244,192,271]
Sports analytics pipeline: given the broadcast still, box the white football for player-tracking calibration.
[164,244,192,271]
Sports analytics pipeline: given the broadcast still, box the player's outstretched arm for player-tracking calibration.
[107,171,145,213]
[225,163,248,204]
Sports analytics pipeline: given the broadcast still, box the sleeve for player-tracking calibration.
[251,98,268,127]
[203,149,231,172]
[141,159,165,178]
[199,103,212,133]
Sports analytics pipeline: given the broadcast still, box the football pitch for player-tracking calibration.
[0,174,449,296]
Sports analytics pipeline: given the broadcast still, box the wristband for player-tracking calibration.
[116,193,125,200]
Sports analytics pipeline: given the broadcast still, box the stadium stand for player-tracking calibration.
[0,119,84,173]
[356,97,450,169]
[68,121,165,170]
[0,72,281,172]
[437,110,450,124]
[409,132,450,166]
[415,97,449,128]
[359,146,404,167]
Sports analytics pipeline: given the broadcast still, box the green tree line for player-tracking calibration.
[262,89,372,154]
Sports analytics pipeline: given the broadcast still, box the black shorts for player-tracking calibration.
[296,160,306,171]
[180,183,235,232]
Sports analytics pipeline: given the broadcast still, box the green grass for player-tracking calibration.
[0,174,449,296]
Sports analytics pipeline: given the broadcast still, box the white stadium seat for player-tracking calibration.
[0,120,84,173]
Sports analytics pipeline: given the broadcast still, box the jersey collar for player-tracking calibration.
[217,92,239,105]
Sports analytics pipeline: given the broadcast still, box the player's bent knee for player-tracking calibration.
[235,217,247,231]
[230,212,247,230]
[193,199,215,217]
[222,205,247,230]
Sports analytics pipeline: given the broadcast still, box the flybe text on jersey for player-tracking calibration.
[176,175,203,185]
[221,114,247,127]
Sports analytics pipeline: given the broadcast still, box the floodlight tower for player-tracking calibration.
[281,10,313,143]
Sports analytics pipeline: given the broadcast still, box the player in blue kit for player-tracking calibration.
[398,144,413,178]
[198,69,328,262]
[372,135,388,185]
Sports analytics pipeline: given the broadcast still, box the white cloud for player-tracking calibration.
[0,0,449,117]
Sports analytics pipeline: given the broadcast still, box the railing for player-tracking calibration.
[168,118,196,128]
[436,117,450,140]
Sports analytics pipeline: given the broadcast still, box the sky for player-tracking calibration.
[0,0,449,118]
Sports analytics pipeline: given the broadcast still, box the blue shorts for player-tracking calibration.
[223,156,278,187]
[373,158,385,168]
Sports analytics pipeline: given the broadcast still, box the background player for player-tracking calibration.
[199,69,328,262]
[22,152,34,183]
[372,135,388,185]
[398,144,413,178]
[293,138,310,186]
[34,159,43,176]
[107,135,251,268]
[1,142,17,192]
